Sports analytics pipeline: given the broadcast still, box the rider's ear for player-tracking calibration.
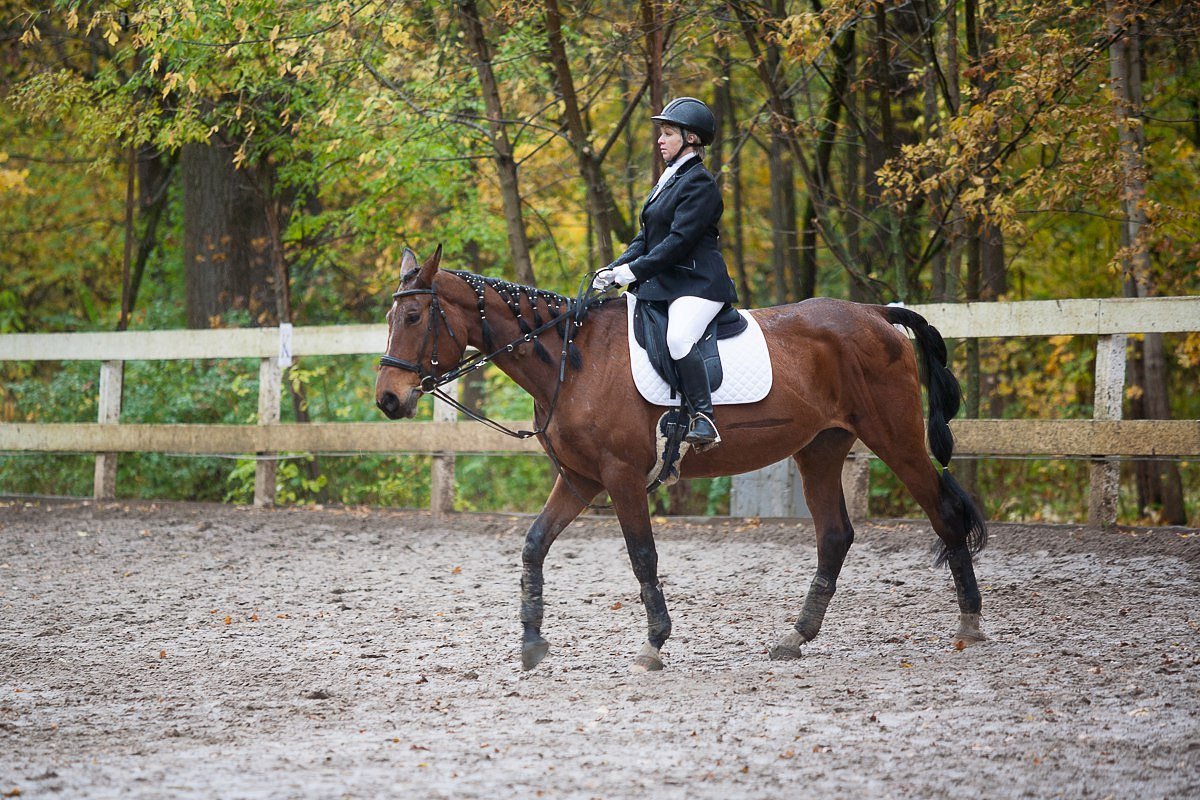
[417,243,443,288]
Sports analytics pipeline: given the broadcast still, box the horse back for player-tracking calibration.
[752,298,913,368]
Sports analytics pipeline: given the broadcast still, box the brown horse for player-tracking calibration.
[376,247,987,672]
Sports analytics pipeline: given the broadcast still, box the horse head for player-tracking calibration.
[375,244,462,419]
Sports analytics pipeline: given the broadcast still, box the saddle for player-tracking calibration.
[632,298,747,395]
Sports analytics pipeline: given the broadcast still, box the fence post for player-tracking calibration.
[430,380,458,518]
[93,360,123,500]
[841,452,870,521]
[1087,333,1127,527]
[730,460,811,518]
[254,356,282,507]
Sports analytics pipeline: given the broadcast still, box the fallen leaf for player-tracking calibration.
[610,602,623,610]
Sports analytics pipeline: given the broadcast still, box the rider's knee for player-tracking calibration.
[666,330,697,360]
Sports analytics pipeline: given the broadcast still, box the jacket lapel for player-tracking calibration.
[642,157,702,214]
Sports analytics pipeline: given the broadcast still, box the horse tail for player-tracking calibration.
[884,305,987,561]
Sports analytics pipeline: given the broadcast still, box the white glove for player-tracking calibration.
[592,264,637,291]
[611,264,636,286]
[592,269,616,291]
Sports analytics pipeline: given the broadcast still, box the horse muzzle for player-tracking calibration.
[376,386,422,420]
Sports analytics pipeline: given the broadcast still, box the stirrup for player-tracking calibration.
[685,412,721,449]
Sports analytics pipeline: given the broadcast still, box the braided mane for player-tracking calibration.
[446,270,612,369]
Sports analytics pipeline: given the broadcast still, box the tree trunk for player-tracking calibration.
[123,149,174,329]
[800,14,855,300]
[1108,0,1186,523]
[844,43,867,302]
[768,132,791,305]
[643,0,666,184]
[712,49,751,306]
[543,0,624,265]
[457,0,536,285]
[182,140,275,329]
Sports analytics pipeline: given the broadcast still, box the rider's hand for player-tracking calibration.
[611,264,636,286]
[591,269,616,291]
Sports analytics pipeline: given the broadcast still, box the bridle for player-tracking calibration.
[379,276,591,440]
[378,287,450,394]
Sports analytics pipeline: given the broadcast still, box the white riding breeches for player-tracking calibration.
[666,296,725,360]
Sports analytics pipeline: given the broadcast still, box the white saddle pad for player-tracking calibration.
[624,293,772,406]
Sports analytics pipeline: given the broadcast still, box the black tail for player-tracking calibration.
[885,306,987,560]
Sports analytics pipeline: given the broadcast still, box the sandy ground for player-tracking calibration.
[1,499,1198,799]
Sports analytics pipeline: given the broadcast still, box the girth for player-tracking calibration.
[632,298,746,395]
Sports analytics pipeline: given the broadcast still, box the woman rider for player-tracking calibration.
[592,96,739,448]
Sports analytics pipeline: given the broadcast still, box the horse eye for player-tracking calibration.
[404,311,421,326]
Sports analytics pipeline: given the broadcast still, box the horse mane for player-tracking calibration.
[444,270,616,369]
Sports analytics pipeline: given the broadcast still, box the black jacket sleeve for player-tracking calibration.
[611,226,647,268]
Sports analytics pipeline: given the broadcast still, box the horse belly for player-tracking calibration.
[679,414,826,479]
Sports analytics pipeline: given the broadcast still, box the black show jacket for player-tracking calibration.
[613,156,739,305]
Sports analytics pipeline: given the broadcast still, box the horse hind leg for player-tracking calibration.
[938,471,988,645]
[769,428,857,660]
[857,416,988,646]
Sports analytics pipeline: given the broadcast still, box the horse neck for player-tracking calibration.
[441,273,572,406]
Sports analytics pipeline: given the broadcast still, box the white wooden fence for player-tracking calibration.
[2,296,1198,525]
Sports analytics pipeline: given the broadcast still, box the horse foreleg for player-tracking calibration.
[606,474,671,673]
[520,470,601,670]
[770,429,857,661]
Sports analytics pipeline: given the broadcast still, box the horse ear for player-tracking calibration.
[416,243,442,288]
[398,247,420,288]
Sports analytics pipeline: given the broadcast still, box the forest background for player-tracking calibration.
[1,0,1197,525]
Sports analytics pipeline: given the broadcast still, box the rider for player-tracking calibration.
[593,96,739,448]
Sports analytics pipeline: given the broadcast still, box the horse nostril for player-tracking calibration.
[377,392,400,417]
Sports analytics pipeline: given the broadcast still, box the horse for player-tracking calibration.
[375,246,987,672]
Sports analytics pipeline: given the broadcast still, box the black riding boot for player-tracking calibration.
[673,344,721,448]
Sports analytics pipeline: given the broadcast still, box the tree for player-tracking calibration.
[456,0,536,284]
[1107,0,1185,523]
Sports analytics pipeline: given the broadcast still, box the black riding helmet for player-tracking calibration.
[651,97,716,146]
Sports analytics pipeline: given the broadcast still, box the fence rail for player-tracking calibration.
[2,296,1197,524]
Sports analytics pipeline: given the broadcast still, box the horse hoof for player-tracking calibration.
[953,613,987,648]
[953,630,987,648]
[768,630,807,660]
[768,643,803,660]
[629,643,663,673]
[521,637,550,671]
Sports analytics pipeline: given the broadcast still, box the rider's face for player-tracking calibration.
[657,125,687,163]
